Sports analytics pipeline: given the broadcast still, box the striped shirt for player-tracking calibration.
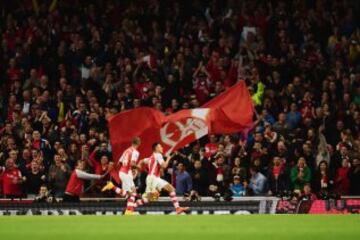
[119,147,139,174]
[144,153,164,177]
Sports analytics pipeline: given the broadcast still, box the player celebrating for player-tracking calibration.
[143,142,189,214]
[102,137,147,215]
[63,160,104,202]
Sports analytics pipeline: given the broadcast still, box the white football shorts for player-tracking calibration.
[119,171,135,192]
[145,175,168,193]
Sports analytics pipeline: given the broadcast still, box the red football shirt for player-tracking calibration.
[2,167,23,196]
[205,143,218,158]
[65,169,101,196]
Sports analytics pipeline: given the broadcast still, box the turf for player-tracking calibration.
[0,215,359,240]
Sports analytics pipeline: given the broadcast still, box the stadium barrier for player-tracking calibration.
[275,196,360,214]
[0,196,359,215]
[0,197,278,215]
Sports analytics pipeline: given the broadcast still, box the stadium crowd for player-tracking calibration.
[0,0,360,201]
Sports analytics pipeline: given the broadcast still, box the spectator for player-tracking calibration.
[222,135,235,158]
[231,156,247,180]
[267,156,290,196]
[94,142,112,161]
[205,135,218,159]
[191,159,209,196]
[330,145,350,175]
[2,158,24,198]
[209,154,231,192]
[300,183,317,201]
[263,124,278,144]
[286,103,302,129]
[334,158,351,195]
[291,158,312,191]
[316,125,331,167]
[348,158,360,195]
[248,166,267,196]
[313,160,332,198]
[67,142,80,169]
[302,143,316,170]
[23,69,39,90]
[174,162,192,196]
[273,113,290,137]
[34,185,54,203]
[48,154,71,197]
[87,146,111,175]
[25,161,46,197]
[230,175,246,197]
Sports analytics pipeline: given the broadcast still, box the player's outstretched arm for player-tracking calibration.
[137,158,148,170]
[161,154,173,169]
[75,169,102,180]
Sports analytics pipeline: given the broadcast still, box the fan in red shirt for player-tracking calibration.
[86,145,113,193]
[206,51,221,83]
[88,146,112,175]
[334,158,351,195]
[223,59,238,89]
[193,61,212,105]
[2,158,25,198]
[6,58,22,84]
[63,160,104,202]
[32,130,43,150]
[205,135,218,159]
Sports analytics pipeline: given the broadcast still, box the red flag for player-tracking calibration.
[108,81,253,183]
[108,108,164,183]
[203,80,254,133]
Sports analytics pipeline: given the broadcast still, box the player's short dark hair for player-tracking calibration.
[132,137,141,146]
[152,142,160,151]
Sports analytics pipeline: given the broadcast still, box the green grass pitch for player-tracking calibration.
[0,215,359,240]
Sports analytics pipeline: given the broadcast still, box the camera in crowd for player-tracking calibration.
[184,190,201,202]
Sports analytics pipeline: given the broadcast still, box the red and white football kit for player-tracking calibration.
[144,153,169,193]
[143,152,188,213]
[119,146,139,192]
[65,169,101,196]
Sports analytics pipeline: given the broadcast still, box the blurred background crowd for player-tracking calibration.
[0,0,359,201]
